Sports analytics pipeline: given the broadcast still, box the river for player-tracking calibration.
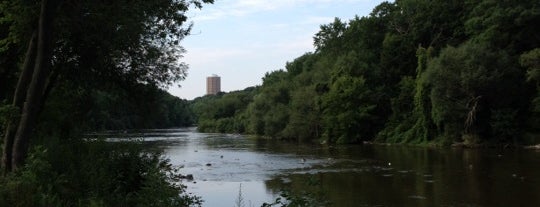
[104,127,540,207]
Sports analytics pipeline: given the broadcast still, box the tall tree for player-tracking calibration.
[2,0,213,173]
[3,0,56,173]
[427,42,523,144]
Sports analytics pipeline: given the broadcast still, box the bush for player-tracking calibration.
[0,141,201,207]
[0,146,66,206]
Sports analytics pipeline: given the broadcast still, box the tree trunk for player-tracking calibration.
[11,0,56,171]
[1,32,37,174]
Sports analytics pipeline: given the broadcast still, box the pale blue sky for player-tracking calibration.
[168,0,389,100]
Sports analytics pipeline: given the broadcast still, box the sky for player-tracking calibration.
[168,0,389,100]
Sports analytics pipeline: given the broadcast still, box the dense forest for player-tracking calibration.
[192,0,540,146]
[0,0,210,206]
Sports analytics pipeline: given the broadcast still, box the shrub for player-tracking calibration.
[0,141,201,207]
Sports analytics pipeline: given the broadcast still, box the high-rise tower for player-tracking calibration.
[206,74,221,95]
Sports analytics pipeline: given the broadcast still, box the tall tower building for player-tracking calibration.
[206,74,221,95]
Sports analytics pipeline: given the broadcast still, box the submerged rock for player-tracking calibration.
[179,174,194,180]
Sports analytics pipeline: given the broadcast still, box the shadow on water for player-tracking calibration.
[265,145,540,207]
[92,128,540,207]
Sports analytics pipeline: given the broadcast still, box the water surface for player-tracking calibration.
[98,128,540,207]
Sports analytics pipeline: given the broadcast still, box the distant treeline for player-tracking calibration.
[191,0,540,146]
[0,67,196,139]
[38,80,195,137]
[2,74,195,141]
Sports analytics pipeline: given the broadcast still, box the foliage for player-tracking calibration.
[191,87,257,133]
[282,85,322,141]
[1,0,212,205]
[322,75,375,144]
[0,146,64,206]
[465,0,540,53]
[521,48,540,112]
[427,42,525,144]
[520,48,540,142]
[31,80,195,143]
[0,142,202,207]
[190,0,540,146]
[0,103,18,125]
[261,191,325,207]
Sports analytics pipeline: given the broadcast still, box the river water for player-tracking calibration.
[104,127,540,207]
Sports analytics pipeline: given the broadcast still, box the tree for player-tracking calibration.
[322,75,375,144]
[2,0,57,173]
[520,48,540,88]
[314,18,347,54]
[427,42,523,144]
[465,0,540,54]
[2,0,213,173]
[187,0,539,146]
[520,48,540,139]
[245,72,291,138]
[282,85,322,141]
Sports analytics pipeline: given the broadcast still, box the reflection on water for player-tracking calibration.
[95,128,540,207]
